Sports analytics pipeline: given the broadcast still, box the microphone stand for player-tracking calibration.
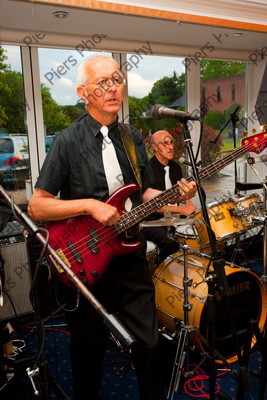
[0,185,136,397]
[181,119,250,400]
[201,107,240,180]
[230,109,240,196]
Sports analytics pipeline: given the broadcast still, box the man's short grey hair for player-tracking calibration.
[76,53,118,86]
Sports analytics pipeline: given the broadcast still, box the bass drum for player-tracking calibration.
[153,252,266,363]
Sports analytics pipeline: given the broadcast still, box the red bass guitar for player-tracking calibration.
[46,131,267,288]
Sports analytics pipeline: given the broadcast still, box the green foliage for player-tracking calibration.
[129,116,178,134]
[0,70,25,132]
[199,125,223,168]
[225,102,241,121]
[204,111,225,130]
[148,72,185,106]
[0,46,10,71]
[0,105,8,127]
[200,60,245,81]
[0,45,80,134]
[62,104,85,122]
[129,95,149,117]
[41,85,71,133]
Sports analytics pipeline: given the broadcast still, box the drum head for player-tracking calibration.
[154,253,266,363]
[199,269,265,362]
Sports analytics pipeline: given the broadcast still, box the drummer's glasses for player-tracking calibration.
[160,139,175,147]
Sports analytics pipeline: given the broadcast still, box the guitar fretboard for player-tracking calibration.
[115,138,252,234]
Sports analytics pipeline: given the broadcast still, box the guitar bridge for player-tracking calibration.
[49,249,72,274]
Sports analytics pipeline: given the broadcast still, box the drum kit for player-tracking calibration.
[142,191,267,399]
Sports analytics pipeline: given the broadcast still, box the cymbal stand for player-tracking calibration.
[167,245,236,400]
[167,244,191,400]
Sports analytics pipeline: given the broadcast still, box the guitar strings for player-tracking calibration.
[57,135,266,263]
[56,135,266,265]
[56,135,264,265]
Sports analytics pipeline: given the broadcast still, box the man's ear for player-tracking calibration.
[77,86,89,104]
[151,143,157,152]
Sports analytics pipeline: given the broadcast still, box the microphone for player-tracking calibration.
[150,104,200,121]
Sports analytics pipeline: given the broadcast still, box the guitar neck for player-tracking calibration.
[116,144,249,234]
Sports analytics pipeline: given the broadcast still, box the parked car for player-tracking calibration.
[0,134,55,189]
[0,135,29,188]
[45,134,55,152]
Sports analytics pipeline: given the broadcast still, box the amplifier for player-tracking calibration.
[0,241,33,321]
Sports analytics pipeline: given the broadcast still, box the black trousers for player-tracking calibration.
[65,236,165,400]
[143,226,180,264]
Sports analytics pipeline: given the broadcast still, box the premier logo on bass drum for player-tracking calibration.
[215,280,250,302]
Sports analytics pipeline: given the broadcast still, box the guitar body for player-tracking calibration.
[45,183,141,288]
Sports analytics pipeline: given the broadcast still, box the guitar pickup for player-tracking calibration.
[49,248,72,274]
[88,228,100,255]
[67,241,82,263]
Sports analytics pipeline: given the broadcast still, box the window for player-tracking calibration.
[126,54,186,162]
[0,45,30,201]
[217,86,222,102]
[200,59,247,202]
[38,48,113,137]
[232,83,236,101]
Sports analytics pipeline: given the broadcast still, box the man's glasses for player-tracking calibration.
[155,139,175,147]
[84,77,127,88]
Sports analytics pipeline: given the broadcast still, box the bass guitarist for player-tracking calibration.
[28,53,197,400]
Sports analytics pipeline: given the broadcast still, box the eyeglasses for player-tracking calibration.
[163,139,175,146]
[84,77,127,88]
[155,139,175,147]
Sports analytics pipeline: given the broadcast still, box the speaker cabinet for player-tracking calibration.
[0,241,33,321]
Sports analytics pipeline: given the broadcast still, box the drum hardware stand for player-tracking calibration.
[230,107,240,196]
[236,317,267,400]
[181,119,253,400]
[0,185,136,399]
[167,245,236,400]
[229,236,253,270]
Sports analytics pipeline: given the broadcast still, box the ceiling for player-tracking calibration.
[0,0,267,61]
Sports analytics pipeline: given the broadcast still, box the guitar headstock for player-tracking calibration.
[241,130,267,154]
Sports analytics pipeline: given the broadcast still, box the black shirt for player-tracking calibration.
[149,156,183,191]
[148,155,183,220]
[35,114,155,208]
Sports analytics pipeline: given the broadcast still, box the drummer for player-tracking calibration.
[143,130,197,265]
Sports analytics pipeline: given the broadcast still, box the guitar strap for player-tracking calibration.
[118,123,142,190]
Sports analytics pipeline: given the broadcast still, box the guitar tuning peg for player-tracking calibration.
[260,124,267,132]
[242,131,248,137]
[252,128,257,134]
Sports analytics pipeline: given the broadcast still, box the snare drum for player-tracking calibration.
[153,252,266,363]
[191,198,245,251]
[233,194,263,228]
[175,224,201,252]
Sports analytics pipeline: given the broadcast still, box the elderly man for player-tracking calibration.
[143,130,197,264]
[28,54,196,400]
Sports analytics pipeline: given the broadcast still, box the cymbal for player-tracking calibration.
[140,217,202,227]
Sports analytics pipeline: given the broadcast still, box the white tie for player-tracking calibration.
[164,165,172,190]
[101,126,132,210]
